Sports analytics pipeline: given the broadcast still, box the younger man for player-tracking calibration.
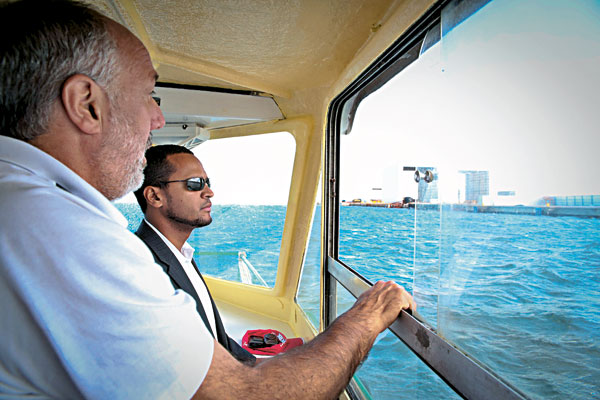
[134,145,255,363]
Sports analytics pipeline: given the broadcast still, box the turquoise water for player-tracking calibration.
[116,203,600,399]
[337,206,600,399]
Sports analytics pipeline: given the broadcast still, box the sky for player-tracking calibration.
[340,0,600,205]
[119,0,600,206]
[192,132,296,205]
[117,132,296,205]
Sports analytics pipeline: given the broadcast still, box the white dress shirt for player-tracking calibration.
[0,136,213,400]
[145,220,218,336]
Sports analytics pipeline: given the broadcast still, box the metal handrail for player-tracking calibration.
[327,256,527,400]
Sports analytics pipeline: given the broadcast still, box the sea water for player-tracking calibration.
[116,203,600,400]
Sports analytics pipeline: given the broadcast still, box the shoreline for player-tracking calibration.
[341,202,600,218]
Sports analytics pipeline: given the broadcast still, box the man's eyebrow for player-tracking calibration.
[154,73,159,83]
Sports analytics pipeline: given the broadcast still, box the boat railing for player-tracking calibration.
[238,251,268,287]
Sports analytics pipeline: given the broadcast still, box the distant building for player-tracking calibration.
[536,195,600,207]
[497,191,516,196]
[460,170,489,204]
[416,167,438,203]
[381,165,438,203]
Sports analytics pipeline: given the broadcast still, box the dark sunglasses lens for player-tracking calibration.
[186,178,210,191]
[186,180,204,191]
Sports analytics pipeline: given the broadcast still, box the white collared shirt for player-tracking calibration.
[145,220,218,336]
[0,136,213,400]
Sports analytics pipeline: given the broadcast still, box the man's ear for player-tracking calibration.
[61,74,106,135]
[144,186,164,209]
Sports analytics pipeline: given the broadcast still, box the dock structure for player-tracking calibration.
[343,202,390,208]
[341,201,600,218]
[450,204,600,218]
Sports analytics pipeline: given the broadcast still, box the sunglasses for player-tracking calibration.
[160,177,211,191]
[248,333,280,349]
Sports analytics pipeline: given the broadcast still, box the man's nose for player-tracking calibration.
[151,101,165,131]
[203,186,214,198]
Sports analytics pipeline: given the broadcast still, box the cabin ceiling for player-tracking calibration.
[94,0,402,97]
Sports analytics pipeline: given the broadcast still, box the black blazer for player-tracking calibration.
[135,220,255,363]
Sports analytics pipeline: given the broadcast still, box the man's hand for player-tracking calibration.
[348,281,416,335]
[193,281,415,400]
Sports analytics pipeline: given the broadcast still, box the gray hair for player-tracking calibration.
[0,0,119,141]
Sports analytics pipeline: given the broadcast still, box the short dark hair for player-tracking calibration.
[134,145,194,213]
[0,0,118,140]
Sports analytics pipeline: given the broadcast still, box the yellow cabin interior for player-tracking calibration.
[95,0,436,344]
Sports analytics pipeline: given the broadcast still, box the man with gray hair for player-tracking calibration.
[0,1,415,399]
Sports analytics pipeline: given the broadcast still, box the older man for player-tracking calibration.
[0,1,415,399]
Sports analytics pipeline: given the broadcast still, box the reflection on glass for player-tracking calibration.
[339,0,600,398]
[297,204,322,328]
[413,203,441,328]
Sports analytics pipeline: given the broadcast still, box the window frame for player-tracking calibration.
[322,0,527,398]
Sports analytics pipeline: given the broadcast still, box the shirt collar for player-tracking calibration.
[180,241,195,261]
[0,136,128,227]
[144,219,195,262]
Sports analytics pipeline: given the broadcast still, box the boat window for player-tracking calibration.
[117,132,295,287]
[327,0,600,399]
[192,132,296,287]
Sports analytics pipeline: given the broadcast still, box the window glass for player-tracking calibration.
[338,0,600,398]
[116,202,144,233]
[334,282,460,399]
[192,132,295,287]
